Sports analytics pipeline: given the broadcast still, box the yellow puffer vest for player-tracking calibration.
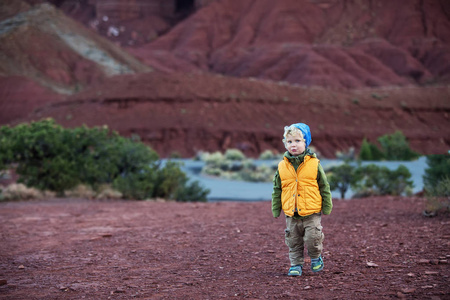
[278,155,322,217]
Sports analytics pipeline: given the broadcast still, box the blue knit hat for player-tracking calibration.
[291,123,312,148]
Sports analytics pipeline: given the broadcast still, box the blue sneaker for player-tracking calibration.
[288,265,302,276]
[311,256,324,272]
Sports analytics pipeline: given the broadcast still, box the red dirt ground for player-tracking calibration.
[0,197,449,299]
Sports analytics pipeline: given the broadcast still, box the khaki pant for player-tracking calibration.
[284,213,324,266]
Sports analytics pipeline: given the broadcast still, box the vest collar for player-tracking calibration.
[284,148,315,164]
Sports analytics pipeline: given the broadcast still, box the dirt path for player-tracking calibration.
[0,197,448,299]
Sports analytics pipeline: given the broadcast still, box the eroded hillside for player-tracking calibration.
[0,1,151,123]
[131,0,450,88]
[25,72,450,158]
[0,0,449,158]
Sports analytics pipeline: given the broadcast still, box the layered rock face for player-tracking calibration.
[24,0,214,46]
[21,0,450,88]
[1,0,449,157]
[132,0,450,89]
[0,1,151,124]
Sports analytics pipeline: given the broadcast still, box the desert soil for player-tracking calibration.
[0,196,449,300]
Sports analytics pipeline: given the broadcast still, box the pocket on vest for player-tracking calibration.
[304,187,321,210]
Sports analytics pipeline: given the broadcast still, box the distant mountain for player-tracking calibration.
[0,1,151,123]
[17,0,450,89]
[131,0,450,88]
[1,0,449,158]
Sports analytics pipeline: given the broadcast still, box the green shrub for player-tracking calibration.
[153,161,209,202]
[327,163,357,199]
[0,119,209,201]
[428,177,450,198]
[0,126,14,171]
[4,120,160,195]
[259,150,281,160]
[8,120,83,194]
[154,161,187,199]
[203,166,223,176]
[423,154,450,190]
[359,131,419,161]
[175,180,209,202]
[224,149,246,161]
[423,154,450,216]
[203,151,225,166]
[359,138,385,160]
[377,131,420,160]
[424,177,450,215]
[169,151,182,158]
[113,165,157,200]
[200,150,274,182]
[359,139,371,160]
[77,129,159,188]
[352,164,413,197]
[237,164,274,182]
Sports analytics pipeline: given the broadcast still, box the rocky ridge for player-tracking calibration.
[0,0,449,157]
[131,0,450,88]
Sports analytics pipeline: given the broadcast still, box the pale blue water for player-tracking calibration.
[165,156,428,201]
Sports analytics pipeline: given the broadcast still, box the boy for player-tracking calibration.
[272,123,332,276]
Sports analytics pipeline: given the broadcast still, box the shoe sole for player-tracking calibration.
[312,266,324,272]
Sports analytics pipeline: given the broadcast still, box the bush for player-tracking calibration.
[423,154,450,190]
[377,131,420,161]
[3,120,81,193]
[259,150,281,160]
[203,166,223,176]
[95,185,123,200]
[1,183,43,201]
[424,177,450,215]
[154,161,188,199]
[327,163,357,199]
[203,151,225,166]
[423,154,450,216]
[236,164,274,182]
[358,131,419,161]
[352,164,413,197]
[359,138,385,160]
[113,166,157,200]
[224,149,245,161]
[200,150,275,182]
[175,180,209,202]
[0,126,14,171]
[0,119,209,201]
[77,129,160,189]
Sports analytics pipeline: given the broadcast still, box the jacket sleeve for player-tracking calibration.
[271,169,282,218]
[317,163,333,215]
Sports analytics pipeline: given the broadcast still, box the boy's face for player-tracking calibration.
[285,133,306,156]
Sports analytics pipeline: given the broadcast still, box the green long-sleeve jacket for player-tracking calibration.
[272,149,333,218]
